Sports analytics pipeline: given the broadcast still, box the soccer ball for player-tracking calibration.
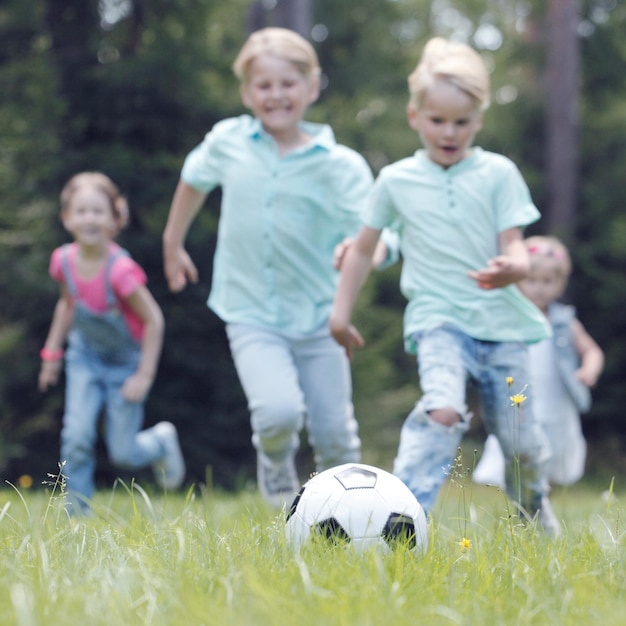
[285,463,428,554]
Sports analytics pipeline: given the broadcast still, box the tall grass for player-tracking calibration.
[0,475,623,626]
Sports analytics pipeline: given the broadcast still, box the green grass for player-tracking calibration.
[0,476,624,626]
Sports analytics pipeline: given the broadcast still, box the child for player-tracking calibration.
[330,37,560,534]
[162,28,388,508]
[39,172,185,515]
[473,235,604,488]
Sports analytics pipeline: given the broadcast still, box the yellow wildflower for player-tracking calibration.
[506,376,514,385]
[18,475,33,489]
[510,393,527,406]
[459,537,472,550]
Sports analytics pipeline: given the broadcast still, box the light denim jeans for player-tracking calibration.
[61,332,166,514]
[59,247,169,514]
[226,324,361,470]
[393,324,551,513]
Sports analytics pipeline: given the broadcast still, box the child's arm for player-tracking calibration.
[162,180,208,292]
[571,317,604,387]
[38,285,73,392]
[330,226,382,359]
[121,286,165,402]
[468,227,530,290]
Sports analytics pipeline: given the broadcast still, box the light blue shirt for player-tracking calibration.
[365,147,551,351]
[181,115,374,334]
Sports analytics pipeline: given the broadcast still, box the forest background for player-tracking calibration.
[1,0,624,492]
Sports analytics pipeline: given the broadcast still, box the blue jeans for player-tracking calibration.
[393,325,551,513]
[61,334,165,513]
[226,324,361,470]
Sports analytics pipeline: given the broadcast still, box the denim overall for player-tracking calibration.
[59,245,164,513]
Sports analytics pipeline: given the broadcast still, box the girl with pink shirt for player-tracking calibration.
[39,172,185,514]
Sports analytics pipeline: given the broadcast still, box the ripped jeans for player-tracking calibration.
[393,325,551,513]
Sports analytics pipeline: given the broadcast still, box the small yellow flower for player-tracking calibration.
[459,537,472,550]
[18,475,33,489]
[510,393,527,406]
[506,376,514,386]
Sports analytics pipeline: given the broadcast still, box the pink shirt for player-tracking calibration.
[50,242,147,341]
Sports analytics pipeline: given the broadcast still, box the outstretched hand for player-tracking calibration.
[467,255,527,290]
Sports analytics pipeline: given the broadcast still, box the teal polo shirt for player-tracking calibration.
[181,115,374,334]
[365,147,551,352]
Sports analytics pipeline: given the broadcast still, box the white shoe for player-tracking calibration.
[257,453,299,509]
[473,434,506,488]
[152,422,185,489]
[534,497,561,538]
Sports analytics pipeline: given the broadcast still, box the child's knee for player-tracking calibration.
[428,407,461,427]
[252,398,304,438]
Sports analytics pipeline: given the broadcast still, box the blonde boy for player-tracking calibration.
[331,38,559,534]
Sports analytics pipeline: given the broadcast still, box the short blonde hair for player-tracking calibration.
[60,172,129,233]
[232,27,321,83]
[525,235,572,278]
[408,37,490,111]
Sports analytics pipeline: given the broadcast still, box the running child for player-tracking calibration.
[39,172,185,514]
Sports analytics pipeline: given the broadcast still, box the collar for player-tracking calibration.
[247,115,336,153]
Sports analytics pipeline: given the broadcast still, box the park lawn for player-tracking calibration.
[0,476,623,626]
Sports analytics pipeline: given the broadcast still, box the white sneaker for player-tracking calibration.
[534,497,561,538]
[152,422,185,490]
[257,453,299,509]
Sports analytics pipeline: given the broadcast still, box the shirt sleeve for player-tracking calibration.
[49,246,65,283]
[180,118,238,192]
[109,256,147,300]
[330,147,374,237]
[494,159,541,232]
[364,169,399,231]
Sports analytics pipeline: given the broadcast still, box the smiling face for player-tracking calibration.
[62,185,118,251]
[408,77,483,168]
[240,53,319,146]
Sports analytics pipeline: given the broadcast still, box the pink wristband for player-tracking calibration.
[40,347,64,362]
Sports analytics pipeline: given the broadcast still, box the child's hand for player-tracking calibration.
[575,365,600,388]
[121,372,153,403]
[333,238,353,270]
[468,255,527,290]
[164,247,198,293]
[329,318,365,360]
[38,361,62,392]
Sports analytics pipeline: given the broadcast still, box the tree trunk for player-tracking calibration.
[545,0,581,244]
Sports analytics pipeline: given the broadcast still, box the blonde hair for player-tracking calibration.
[525,235,572,278]
[60,172,129,233]
[408,37,490,111]
[232,27,321,83]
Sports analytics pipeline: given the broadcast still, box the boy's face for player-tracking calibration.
[240,53,319,142]
[408,77,483,168]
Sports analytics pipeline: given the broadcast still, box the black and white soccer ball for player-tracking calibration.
[285,463,428,554]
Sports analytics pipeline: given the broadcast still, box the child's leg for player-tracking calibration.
[293,331,361,471]
[477,341,552,510]
[103,363,160,468]
[226,324,303,506]
[226,324,304,461]
[61,347,105,513]
[393,326,472,513]
[103,363,185,489]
